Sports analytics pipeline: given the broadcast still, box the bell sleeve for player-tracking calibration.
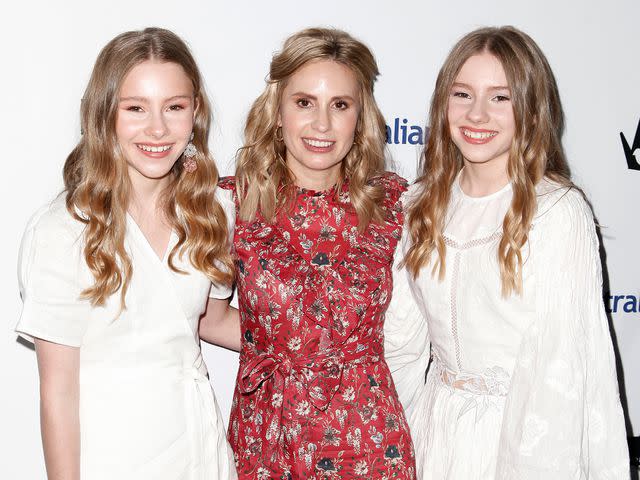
[495,188,629,479]
[16,201,92,347]
[384,225,431,419]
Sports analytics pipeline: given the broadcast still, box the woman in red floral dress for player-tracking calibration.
[223,28,416,479]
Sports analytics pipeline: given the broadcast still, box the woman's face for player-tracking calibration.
[278,60,360,190]
[116,60,195,186]
[447,52,515,172]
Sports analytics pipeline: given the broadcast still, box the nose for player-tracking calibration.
[311,106,331,133]
[466,98,489,124]
[145,110,169,138]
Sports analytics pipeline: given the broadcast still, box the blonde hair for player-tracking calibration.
[405,26,572,296]
[235,27,387,230]
[63,27,233,307]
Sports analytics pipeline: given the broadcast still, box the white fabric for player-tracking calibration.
[16,189,237,480]
[385,176,629,479]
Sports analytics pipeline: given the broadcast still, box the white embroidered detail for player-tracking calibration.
[444,232,502,371]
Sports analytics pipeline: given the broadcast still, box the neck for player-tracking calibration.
[459,160,509,197]
[127,168,170,220]
[290,166,341,191]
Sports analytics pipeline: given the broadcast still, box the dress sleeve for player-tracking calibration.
[209,187,236,300]
[384,191,430,418]
[16,204,92,347]
[496,189,629,479]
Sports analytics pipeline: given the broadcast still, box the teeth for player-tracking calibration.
[462,129,497,140]
[138,144,172,153]
[304,139,334,148]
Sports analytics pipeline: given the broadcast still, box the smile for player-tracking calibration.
[303,138,335,148]
[461,128,497,140]
[137,144,173,153]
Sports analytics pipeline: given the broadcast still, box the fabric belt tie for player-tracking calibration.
[238,345,380,467]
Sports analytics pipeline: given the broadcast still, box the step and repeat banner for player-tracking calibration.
[2,0,637,476]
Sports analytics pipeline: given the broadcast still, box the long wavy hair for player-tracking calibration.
[405,26,572,296]
[235,27,387,230]
[63,27,233,308]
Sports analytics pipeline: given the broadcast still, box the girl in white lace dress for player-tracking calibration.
[385,26,629,479]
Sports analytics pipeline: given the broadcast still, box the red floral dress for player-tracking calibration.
[221,173,416,479]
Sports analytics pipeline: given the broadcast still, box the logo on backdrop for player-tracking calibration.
[386,118,429,145]
[620,118,640,171]
[605,292,639,314]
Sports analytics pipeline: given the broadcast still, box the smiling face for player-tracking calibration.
[278,60,360,190]
[448,52,515,173]
[116,60,195,187]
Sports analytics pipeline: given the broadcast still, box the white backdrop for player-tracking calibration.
[2,1,638,477]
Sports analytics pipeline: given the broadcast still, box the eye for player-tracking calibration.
[493,94,511,102]
[168,104,186,111]
[334,100,349,110]
[296,98,312,108]
[451,91,471,99]
[125,105,144,112]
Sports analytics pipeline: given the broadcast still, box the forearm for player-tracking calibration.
[40,393,80,480]
[35,339,80,480]
[199,299,241,351]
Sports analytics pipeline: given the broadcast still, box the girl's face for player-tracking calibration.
[447,52,515,171]
[278,60,360,190]
[116,60,195,186]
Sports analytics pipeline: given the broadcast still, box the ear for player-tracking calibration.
[277,111,282,127]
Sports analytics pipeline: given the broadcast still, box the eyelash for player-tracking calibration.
[451,92,510,102]
[124,104,187,112]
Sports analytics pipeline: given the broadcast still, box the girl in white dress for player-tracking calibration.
[16,28,238,480]
[384,26,629,479]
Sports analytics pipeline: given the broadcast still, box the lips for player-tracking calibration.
[459,127,498,145]
[136,143,173,158]
[302,137,335,153]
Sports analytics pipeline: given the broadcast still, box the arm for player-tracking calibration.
[35,339,80,480]
[384,225,430,418]
[199,298,241,351]
[496,189,629,479]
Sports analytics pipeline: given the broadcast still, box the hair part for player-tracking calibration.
[63,27,233,308]
[404,26,572,296]
[235,27,387,230]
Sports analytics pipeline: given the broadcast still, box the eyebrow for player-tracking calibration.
[452,82,510,91]
[289,91,358,103]
[118,95,193,102]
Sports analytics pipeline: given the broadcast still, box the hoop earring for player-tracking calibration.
[182,132,198,173]
[275,126,284,142]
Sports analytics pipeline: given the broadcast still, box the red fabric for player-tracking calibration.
[222,173,416,479]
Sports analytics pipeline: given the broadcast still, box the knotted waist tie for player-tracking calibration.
[238,344,381,466]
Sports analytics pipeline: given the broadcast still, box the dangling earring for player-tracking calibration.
[182,132,198,173]
[275,126,284,142]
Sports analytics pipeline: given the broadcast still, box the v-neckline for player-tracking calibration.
[126,213,175,264]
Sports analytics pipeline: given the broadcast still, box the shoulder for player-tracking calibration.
[534,179,592,227]
[368,171,408,193]
[218,176,236,192]
[24,194,85,245]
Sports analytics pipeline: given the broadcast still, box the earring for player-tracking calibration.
[275,126,284,142]
[182,132,198,173]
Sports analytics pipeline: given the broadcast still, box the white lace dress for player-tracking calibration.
[385,177,629,479]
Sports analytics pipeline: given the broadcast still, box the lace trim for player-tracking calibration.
[445,231,502,371]
[433,357,510,397]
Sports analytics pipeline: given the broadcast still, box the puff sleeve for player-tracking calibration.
[495,189,630,479]
[16,200,92,347]
[208,187,235,300]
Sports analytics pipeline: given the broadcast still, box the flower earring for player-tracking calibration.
[182,133,198,173]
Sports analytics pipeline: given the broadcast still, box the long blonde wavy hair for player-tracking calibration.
[63,27,233,308]
[405,26,572,296]
[235,28,387,230]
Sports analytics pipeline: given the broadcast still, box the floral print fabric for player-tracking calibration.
[221,173,416,479]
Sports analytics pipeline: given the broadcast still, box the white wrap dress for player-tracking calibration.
[16,192,237,480]
[384,176,629,479]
